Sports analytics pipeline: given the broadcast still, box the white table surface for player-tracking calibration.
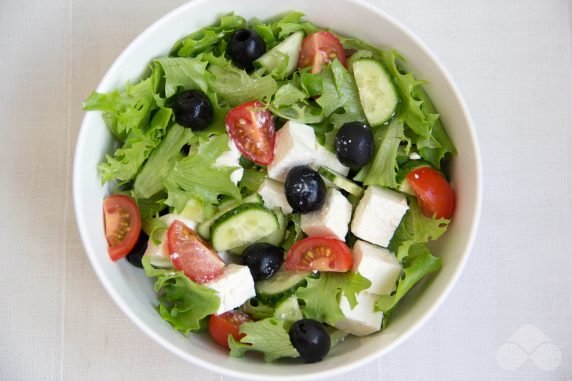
[1,0,571,380]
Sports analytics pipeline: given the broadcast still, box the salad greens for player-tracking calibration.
[296,272,371,325]
[85,10,458,364]
[142,256,220,334]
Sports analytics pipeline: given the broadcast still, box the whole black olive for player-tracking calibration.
[285,166,326,214]
[335,122,374,169]
[289,319,331,363]
[171,90,213,131]
[242,242,284,281]
[226,29,266,70]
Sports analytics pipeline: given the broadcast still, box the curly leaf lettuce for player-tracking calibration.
[250,11,319,49]
[165,134,241,213]
[377,199,449,318]
[154,57,209,98]
[142,256,220,335]
[204,53,277,107]
[296,272,371,325]
[83,76,157,141]
[228,318,299,362]
[172,14,246,57]
[133,124,194,199]
[98,108,172,183]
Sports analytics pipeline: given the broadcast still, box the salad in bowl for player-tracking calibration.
[83,11,457,364]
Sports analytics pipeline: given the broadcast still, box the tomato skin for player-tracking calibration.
[285,236,353,272]
[103,194,142,261]
[208,310,253,349]
[167,220,225,283]
[298,31,347,73]
[406,167,456,219]
[225,100,275,165]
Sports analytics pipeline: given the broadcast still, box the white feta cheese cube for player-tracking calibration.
[334,291,383,337]
[268,121,317,182]
[143,214,199,268]
[301,188,352,240]
[313,144,350,176]
[206,264,256,315]
[351,186,409,247]
[257,178,293,214]
[352,240,401,295]
[214,139,244,185]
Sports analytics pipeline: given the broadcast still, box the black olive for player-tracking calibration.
[170,90,213,131]
[285,166,326,214]
[289,319,331,363]
[125,231,149,268]
[242,242,284,281]
[226,29,266,71]
[335,122,374,169]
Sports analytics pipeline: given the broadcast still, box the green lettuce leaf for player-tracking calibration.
[354,118,405,188]
[376,199,448,318]
[154,57,209,98]
[204,54,277,107]
[228,318,299,362]
[142,256,220,335]
[165,134,241,213]
[375,243,441,314]
[412,87,457,167]
[98,108,172,183]
[133,124,194,199]
[296,272,371,325]
[173,14,246,57]
[250,11,319,49]
[269,70,324,124]
[83,76,157,141]
[239,168,267,195]
[388,198,450,261]
[241,299,275,320]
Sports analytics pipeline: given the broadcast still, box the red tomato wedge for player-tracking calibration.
[285,236,353,272]
[103,194,141,261]
[406,166,456,219]
[167,220,225,283]
[225,100,275,165]
[298,31,347,73]
[208,310,253,349]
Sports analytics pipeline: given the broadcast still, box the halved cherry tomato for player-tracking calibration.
[285,236,353,272]
[167,220,225,283]
[208,310,253,349]
[103,194,141,261]
[298,31,347,73]
[225,100,275,165]
[406,167,456,219]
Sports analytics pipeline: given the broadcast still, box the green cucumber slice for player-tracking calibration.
[255,270,310,306]
[197,193,262,239]
[210,203,278,251]
[353,59,399,126]
[255,31,304,78]
[396,160,431,195]
[228,209,287,255]
[318,166,364,197]
[273,295,303,322]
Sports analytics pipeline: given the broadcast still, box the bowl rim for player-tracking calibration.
[73,0,482,378]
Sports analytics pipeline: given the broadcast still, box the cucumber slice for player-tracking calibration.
[255,270,310,306]
[353,59,399,126]
[273,295,303,322]
[255,31,304,78]
[197,193,262,239]
[396,160,431,195]
[318,166,364,197]
[228,209,287,255]
[211,203,279,251]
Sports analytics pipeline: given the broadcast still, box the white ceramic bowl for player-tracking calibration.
[74,0,481,378]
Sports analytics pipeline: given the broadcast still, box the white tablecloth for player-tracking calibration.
[1,0,571,380]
